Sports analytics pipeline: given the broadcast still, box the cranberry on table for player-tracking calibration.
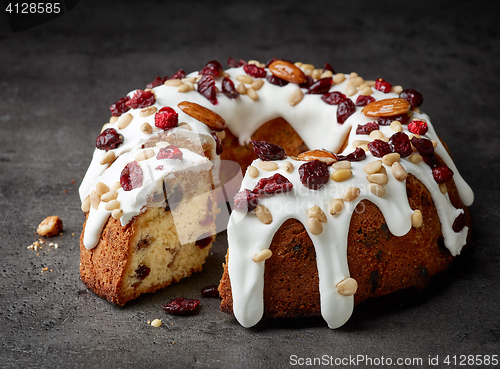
[162,297,201,315]
[201,285,220,298]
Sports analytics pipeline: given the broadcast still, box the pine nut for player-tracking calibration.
[165,79,182,86]
[150,319,162,328]
[100,190,118,203]
[308,205,327,223]
[351,76,364,87]
[100,151,115,165]
[382,153,400,166]
[109,116,118,124]
[255,205,273,224]
[336,277,358,296]
[177,83,191,93]
[139,106,157,117]
[349,72,358,79]
[302,63,315,71]
[333,161,351,170]
[81,196,91,212]
[90,190,100,209]
[346,85,357,96]
[311,69,322,79]
[343,186,360,202]
[111,181,121,191]
[237,75,253,84]
[330,198,344,215]
[258,161,278,171]
[246,87,259,101]
[253,248,272,263]
[117,113,133,129]
[432,140,438,148]
[308,217,323,235]
[352,140,369,149]
[364,160,382,175]
[369,183,386,197]
[331,169,352,182]
[135,149,155,162]
[288,89,304,106]
[333,73,346,84]
[181,77,196,84]
[439,183,448,194]
[390,120,403,132]
[236,82,247,94]
[100,123,110,133]
[409,153,423,165]
[391,161,408,181]
[251,79,264,90]
[391,85,403,94]
[320,70,333,79]
[140,122,153,134]
[369,129,384,139]
[283,161,294,173]
[105,200,120,211]
[111,208,123,219]
[360,86,373,96]
[247,165,259,178]
[96,182,109,196]
[411,210,423,228]
[367,173,389,185]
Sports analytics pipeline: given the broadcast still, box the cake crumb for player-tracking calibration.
[42,267,49,272]
[150,319,162,328]
[37,216,63,237]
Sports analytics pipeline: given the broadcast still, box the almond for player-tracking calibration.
[361,98,411,117]
[177,101,226,131]
[268,60,307,84]
[297,150,337,165]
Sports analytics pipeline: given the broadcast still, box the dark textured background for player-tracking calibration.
[1,0,499,368]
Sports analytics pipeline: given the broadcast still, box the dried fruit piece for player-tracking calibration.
[337,98,356,124]
[346,147,366,162]
[154,107,178,130]
[323,62,335,74]
[227,57,246,68]
[126,90,156,109]
[432,166,454,183]
[411,137,434,156]
[251,140,286,161]
[423,153,438,168]
[195,234,213,249]
[201,285,220,298]
[388,132,412,158]
[377,113,411,126]
[408,120,428,135]
[356,121,379,135]
[243,64,267,78]
[169,69,186,80]
[375,78,392,93]
[156,145,183,160]
[268,60,307,84]
[222,76,239,99]
[146,76,168,89]
[399,88,423,108]
[321,91,347,105]
[452,212,467,233]
[120,161,143,191]
[299,160,329,190]
[211,132,223,155]
[197,74,218,105]
[95,128,123,151]
[135,264,150,280]
[200,60,223,76]
[355,95,375,107]
[368,139,391,158]
[162,297,201,315]
[267,74,289,86]
[362,98,410,117]
[110,96,131,117]
[177,101,226,131]
[37,216,63,237]
[233,189,259,212]
[252,173,293,195]
[307,77,333,94]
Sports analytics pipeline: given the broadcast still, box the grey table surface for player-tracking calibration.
[1,0,499,368]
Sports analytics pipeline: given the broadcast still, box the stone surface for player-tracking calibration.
[0,0,499,368]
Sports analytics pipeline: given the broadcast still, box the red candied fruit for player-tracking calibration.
[321,91,346,105]
[211,132,223,155]
[307,77,333,94]
[251,140,287,161]
[355,95,375,107]
[169,69,186,80]
[120,161,143,191]
[399,88,423,108]
[337,147,367,162]
[162,297,201,315]
[388,132,412,157]
[110,96,131,117]
[432,166,454,183]
[126,90,156,109]
[267,74,289,86]
[408,120,428,135]
[201,285,220,298]
[200,60,223,76]
[198,74,218,105]
[298,160,329,190]
[323,62,335,74]
[156,145,183,160]
[95,128,123,151]
[146,76,168,89]
[227,57,246,68]
[411,137,434,156]
[375,78,392,93]
[337,98,356,124]
[377,114,411,126]
[252,173,293,195]
[233,189,259,212]
[368,139,391,157]
[356,121,379,135]
[154,107,178,130]
[452,212,467,233]
[221,76,239,99]
[299,76,314,89]
[423,153,438,168]
[243,64,267,78]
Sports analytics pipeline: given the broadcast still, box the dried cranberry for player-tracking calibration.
[146,76,168,89]
[195,234,212,249]
[162,297,201,315]
[337,98,356,124]
[432,166,454,183]
[408,120,428,135]
[321,91,346,105]
[299,75,314,89]
[201,285,220,298]
[227,57,246,68]
[200,60,223,76]
[169,69,186,80]
[307,77,333,94]
[251,140,286,161]
[356,121,379,135]
[211,132,223,155]
[411,137,434,156]
[298,160,329,190]
[252,173,294,195]
[346,147,366,162]
[355,95,375,107]
[422,153,438,168]
[154,107,178,130]
[377,114,411,126]
[267,74,289,86]
[452,212,467,233]
[157,145,183,160]
[221,76,239,99]
[198,74,218,105]
[323,62,335,74]
[243,64,266,78]
[95,128,123,151]
[388,132,412,158]
[368,139,391,157]
[126,90,156,109]
[233,189,259,212]
[109,96,131,117]
[120,161,143,191]
[375,78,392,93]
[265,57,279,68]
[135,264,150,280]
[400,88,423,108]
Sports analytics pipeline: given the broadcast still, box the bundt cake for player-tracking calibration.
[79,58,473,328]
